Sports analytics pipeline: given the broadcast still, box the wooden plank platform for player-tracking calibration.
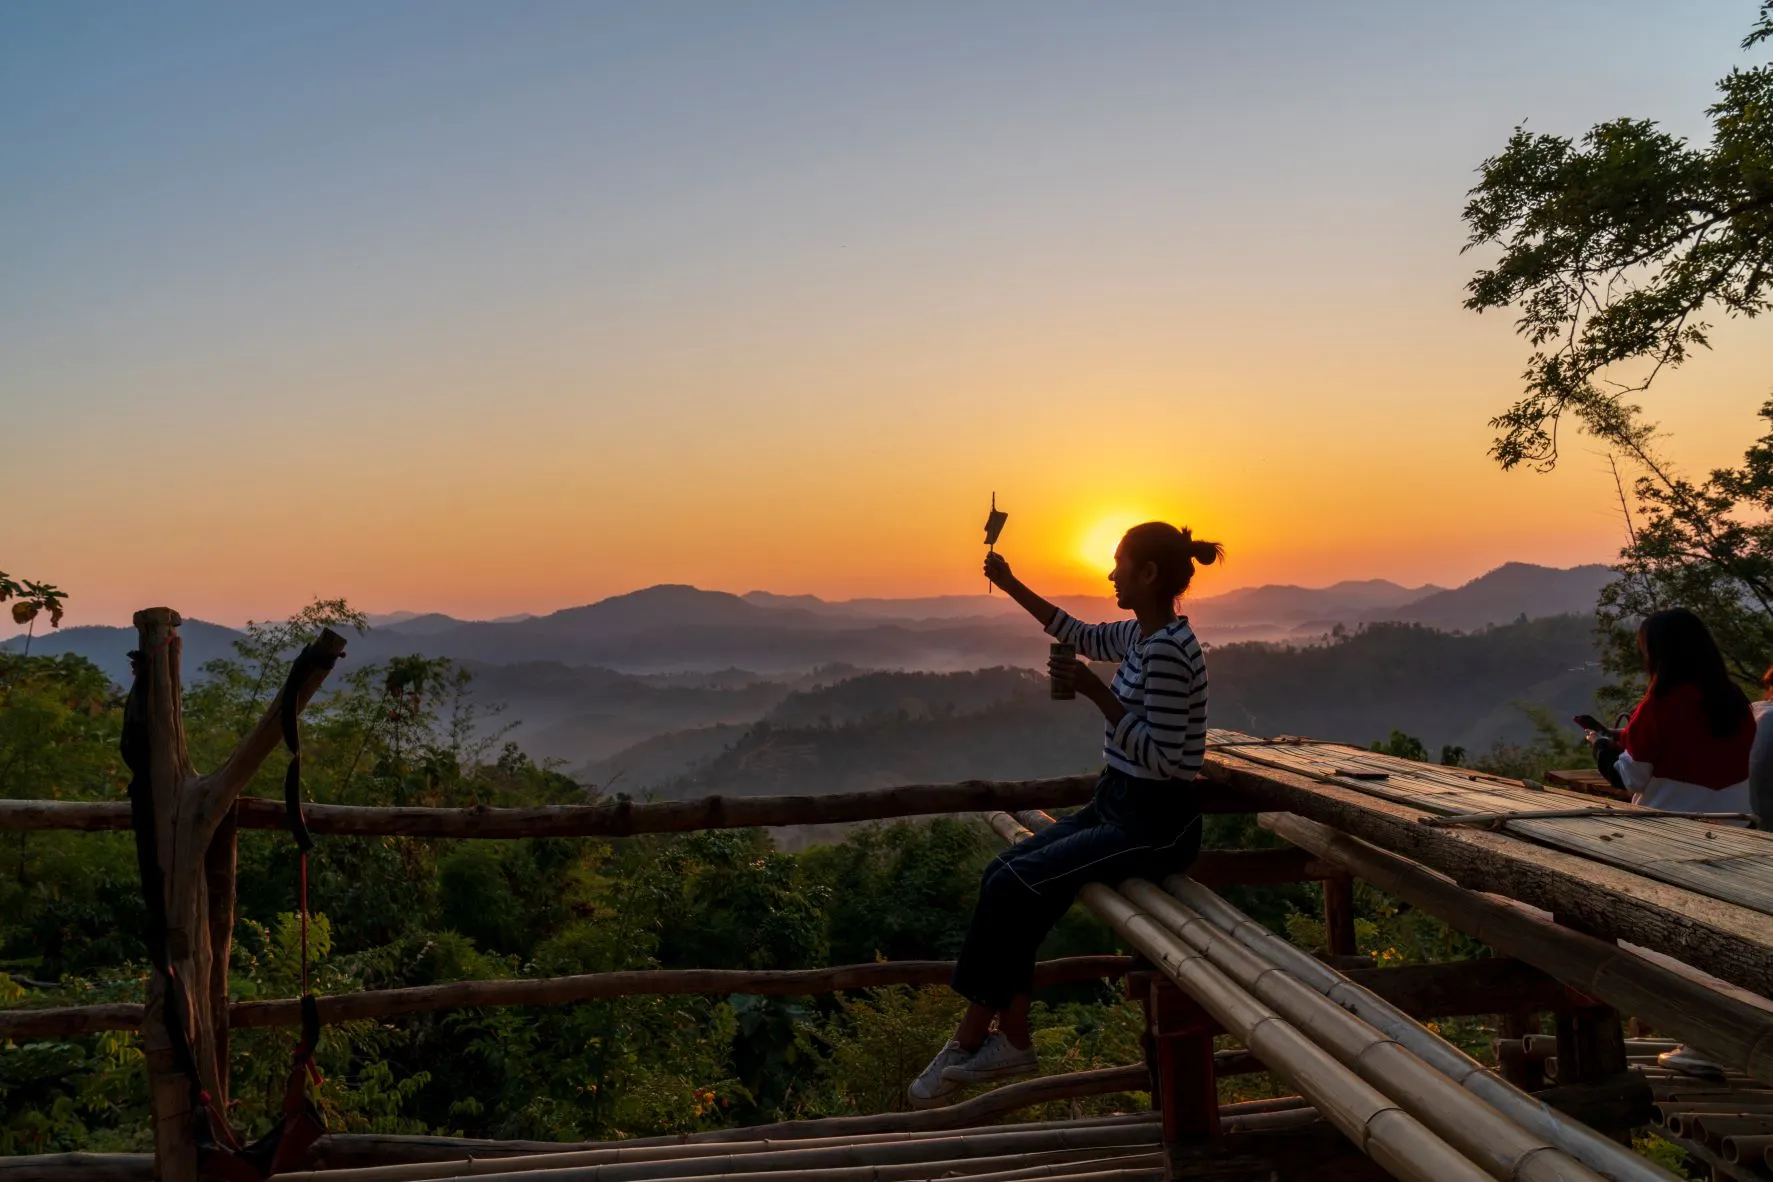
[1203,731,1773,999]
[1544,768,1630,802]
[1206,732,1773,915]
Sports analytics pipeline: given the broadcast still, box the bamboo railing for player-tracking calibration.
[0,776,1255,838]
[0,956,1136,1041]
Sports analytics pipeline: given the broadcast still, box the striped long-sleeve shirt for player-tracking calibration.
[1045,610,1208,781]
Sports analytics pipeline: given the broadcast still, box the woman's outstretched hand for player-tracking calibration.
[984,552,1015,591]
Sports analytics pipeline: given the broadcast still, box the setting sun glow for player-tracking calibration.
[1077,514,1153,574]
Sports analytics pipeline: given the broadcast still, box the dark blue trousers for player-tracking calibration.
[951,769,1201,1010]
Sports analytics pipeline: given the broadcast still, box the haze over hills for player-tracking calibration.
[3,564,1618,807]
[4,562,1613,686]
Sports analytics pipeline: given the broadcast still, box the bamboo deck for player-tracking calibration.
[1206,731,1773,920]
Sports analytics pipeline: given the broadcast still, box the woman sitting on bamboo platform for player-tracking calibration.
[1586,608,1754,1081]
[906,523,1221,1109]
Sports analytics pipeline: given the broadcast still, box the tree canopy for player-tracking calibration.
[1463,3,1773,471]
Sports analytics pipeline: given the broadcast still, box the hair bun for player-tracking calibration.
[1191,539,1223,566]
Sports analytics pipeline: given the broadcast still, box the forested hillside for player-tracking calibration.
[0,604,1583,1155]
[599,616,1606,800]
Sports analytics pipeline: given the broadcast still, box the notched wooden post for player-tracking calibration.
[132,608,347,1182]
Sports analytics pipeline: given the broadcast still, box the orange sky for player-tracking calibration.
[5,4,1770,630]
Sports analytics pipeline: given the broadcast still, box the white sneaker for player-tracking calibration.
[1658,1045,1727,1082]
[940,1032,1038,1084]
[906,1040,973,1109]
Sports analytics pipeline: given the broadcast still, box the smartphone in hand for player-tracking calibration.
[1572,714,1607,733]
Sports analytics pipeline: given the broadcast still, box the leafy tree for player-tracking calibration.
[0,573,67,660]
[1463,3,1773,689]
[1463,5,1773,472]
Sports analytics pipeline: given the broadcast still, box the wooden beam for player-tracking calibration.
[1342,957,1566,1020]
[0,956,1137,1040]
[0,776,1258,837]
[1262,811,1773,1086]
[1322,875,1357,957]
[1208,752,1773,997]
[0,948,1562,1044]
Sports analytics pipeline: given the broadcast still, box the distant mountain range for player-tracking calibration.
[5,562,1615,688]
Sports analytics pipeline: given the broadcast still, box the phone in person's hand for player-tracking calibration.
[1572,714,1607,733]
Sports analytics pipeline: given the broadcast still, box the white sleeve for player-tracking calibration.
[1615,749,1655,792]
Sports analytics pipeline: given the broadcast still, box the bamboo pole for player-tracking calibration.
[1262,811,1773,1087]
[1686,1113,1773,1146]
[0,775,1241,837]
[450,1153,1167,1182]
[353,1127,1161,1182]
[298,1093,1297,1175]
[0,957,1135,1040]
[1722,1131,1773,1163]
[304,1119,1163,1176]
[985,813,1493,1182]
[277,1121,1160,1182]
[1117,880,1611,1182]
[0,953,1544,1042]
[1156,874,1677,1182]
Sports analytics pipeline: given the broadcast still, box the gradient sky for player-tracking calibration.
[6,1,1772,629]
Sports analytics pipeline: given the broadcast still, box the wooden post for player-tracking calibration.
[1322,874,1356,958]
[1497,1011,1545,1091]
[131,609,347,1182]
[1130,970,1223,1177]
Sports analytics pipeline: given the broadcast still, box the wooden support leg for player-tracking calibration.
[1130,970,1223,1177]
[1322,874,1356,958]
[1497,1011,1545,1091]
[1551,998,1632,1144]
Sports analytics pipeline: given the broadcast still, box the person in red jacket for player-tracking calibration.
[1585,607,1753,1081]
[1589,608,1753,816]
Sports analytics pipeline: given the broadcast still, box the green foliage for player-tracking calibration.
[1471,704,1595,782]
[0,573,68,656]
[1462,4,1773,471]
[1592,399,1773,698]
[0,599,1662,1163]
[1633,1133,1704,1180]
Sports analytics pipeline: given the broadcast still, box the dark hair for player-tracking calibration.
[1638,608,1751,737]
[1120,522,1224,601]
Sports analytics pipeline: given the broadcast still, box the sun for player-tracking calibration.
[1076,513,1148,573]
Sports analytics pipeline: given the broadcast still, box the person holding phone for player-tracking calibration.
[1583,609,1753,817]
[1581,608,1753,1080]
[904,522,1221,1108]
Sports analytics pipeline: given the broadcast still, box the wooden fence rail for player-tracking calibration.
[1,951,1563,1043]
[0,776,1256,838]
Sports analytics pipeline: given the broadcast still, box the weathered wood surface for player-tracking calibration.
[1207,731,1773,917]
[0,775,1260,837]
[1543,769,1630,802]
[1264,812,1773,1085]
[1210,738,1773,997]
